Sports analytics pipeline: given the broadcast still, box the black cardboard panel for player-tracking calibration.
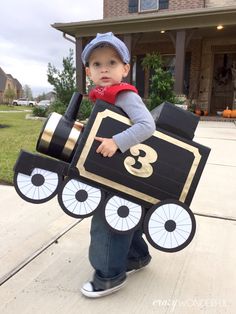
[71,101,210,208]
[151,101,199,140]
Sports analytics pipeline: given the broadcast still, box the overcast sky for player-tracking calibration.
[0,0,103,97]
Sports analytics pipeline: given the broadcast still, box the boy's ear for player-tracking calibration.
[122,64,130,78]
[85,67,91,77]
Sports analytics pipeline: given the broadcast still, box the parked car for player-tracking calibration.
[12,98,37,106]
[36,100,51,108]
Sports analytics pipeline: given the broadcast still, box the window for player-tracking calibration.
[139,0,158,12]
[128,0,168,13]
[159,0,169,10]
[129,0,139,13]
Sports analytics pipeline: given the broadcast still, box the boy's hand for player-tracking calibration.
[95,137,118,157]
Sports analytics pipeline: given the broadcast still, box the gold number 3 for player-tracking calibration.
[124,144,158,178]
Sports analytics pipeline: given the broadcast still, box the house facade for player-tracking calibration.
[0,67,22,104]
[53,0,236,114]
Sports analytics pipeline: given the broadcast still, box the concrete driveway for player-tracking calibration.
[0,121,235,314]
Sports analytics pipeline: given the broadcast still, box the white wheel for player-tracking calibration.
[14,168,60,203]
[58,178,103,218]
[144,200,196,252]
[104,196,143,233]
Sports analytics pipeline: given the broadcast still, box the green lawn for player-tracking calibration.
[0,111,44,184]
[0,104,32,111]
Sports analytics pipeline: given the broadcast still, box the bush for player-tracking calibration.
[32,106,49,117]
[44,98,93,122]
[148,68,176,110]
[78,98,93,121]
[142,53,177,111]
[48,100,66,115]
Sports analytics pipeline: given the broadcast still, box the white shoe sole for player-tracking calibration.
[126,263,150,276]
[81,280,126,298]
[126,269,141,276]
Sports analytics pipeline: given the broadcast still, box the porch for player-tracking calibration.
[52,6,236,114]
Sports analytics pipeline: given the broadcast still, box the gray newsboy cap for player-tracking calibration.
[81,32,130,65]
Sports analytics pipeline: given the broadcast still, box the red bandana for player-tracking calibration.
[89,83,138,105]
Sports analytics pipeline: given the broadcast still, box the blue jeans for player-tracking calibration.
[89,205,151,290]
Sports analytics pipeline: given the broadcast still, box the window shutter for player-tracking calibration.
[159,0,169,10]
[129,0,138,13]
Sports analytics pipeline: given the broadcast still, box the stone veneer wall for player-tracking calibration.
[188,39,202,103]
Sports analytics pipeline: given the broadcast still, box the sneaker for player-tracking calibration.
[80,279,126,298]
[126,255,151,275]
[126,265,148,276]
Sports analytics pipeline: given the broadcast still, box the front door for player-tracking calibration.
[211,53,236,114]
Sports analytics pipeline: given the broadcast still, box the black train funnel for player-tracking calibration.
[64,92,83,121]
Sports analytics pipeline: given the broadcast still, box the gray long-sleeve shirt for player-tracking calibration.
[112,91,156,152]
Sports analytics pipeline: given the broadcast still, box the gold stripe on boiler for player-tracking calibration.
[38,112,62,151]
[61,125,82,160]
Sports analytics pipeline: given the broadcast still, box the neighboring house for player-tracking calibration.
[45,91,56,102]
[0,67,22,103]
[52,0,236,114]
[35,91,56,103]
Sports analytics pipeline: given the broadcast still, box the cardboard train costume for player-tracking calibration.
[13,92,211,253]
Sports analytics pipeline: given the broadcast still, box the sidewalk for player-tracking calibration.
[0,121,236,314]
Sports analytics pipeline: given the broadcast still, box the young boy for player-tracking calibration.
[80,32,156,298]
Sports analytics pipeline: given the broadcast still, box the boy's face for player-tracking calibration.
[86,46,130,87]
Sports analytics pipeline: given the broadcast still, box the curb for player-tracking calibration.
[25,114,46,121]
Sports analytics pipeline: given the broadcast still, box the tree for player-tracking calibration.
[4,87,16,104]
[23,84,33,99]
[142,53,177,111]
[47,49,76,112]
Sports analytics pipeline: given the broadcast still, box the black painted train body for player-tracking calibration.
[14,92,210,252]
